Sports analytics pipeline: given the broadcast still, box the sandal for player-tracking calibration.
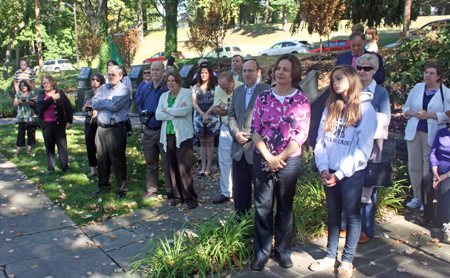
[27,150,32,155]
[309,257,336,271]
[198,172,205,177]
[14,151,20,157]
[204,172,211,177]
[337,262,353,278]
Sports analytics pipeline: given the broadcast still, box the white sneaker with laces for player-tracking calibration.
[406,198,422,209]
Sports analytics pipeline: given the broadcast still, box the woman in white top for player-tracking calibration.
[403,61,450,209]
[156,71,198,209]
[310,65,377,278]
[365,27,379,53]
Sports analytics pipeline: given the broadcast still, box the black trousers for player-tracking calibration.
[232,156,253,215]
[166,135,198,205]
[422,171,450,225]
[17,122,36,147]
[84,122,98,167]
[95,124,128,193]
[42,122,69,171]
[253,152,300,261]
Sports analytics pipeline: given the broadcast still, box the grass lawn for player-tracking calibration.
[0,124,166,226]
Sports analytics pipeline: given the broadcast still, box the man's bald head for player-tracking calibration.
[20,60,27,70]
[151,61,165,85]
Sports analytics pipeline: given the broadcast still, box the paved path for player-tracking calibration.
[1,118,450,277]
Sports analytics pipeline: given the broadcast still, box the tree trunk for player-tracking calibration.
[319,36,322,63]
[403,0,412,36]
[97,0,109,72]
[262,0,269,24]
[3,30,16,80]
[84,0,98,30]
[165,0,178,59]
[137,0,144,42]
[282,5,288,32]
[35,0,43,70]
[116,7,122,30]
[16,48,20,69]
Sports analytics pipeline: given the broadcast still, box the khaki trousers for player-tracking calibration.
[407,131,431,199]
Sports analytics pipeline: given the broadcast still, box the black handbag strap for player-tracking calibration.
[440,83,444,105]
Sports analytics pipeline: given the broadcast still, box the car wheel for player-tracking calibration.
[261,54,268,56]
[291,51,298,54]
[55,67,61,72]
[222,56,228,59]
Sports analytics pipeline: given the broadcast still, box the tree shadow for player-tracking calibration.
[233,24,282,37]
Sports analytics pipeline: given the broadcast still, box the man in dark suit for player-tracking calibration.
[228,59,272,215]
[335,32,385,84]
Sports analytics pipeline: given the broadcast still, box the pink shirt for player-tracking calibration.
[43,93,56,121]
[251,89,311,157]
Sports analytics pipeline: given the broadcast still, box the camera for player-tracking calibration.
[141,110,154,125]
[85,106,93,117]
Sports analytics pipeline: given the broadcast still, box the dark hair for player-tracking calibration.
[232,54,244,63]
[424,61,443,80]
[41,75,57,89]
[119,66,128,77]
[351,23,365,34]
[92,73,106,85]
[18,79,32,92]
[349,31,365,41]
[273,54,302,86]
[196,63,217,91]
[165,70,183,86]
[365,27,379,42]
[107,60,119,66]
[143,66,151,71]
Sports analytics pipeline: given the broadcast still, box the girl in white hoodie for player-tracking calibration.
[310,65,377,278]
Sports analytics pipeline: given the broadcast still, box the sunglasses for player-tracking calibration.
[356,65,374,72]
[144,72,151,74]
[92,78,101,82]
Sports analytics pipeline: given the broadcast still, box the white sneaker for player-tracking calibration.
[420,205,424,211]
[444,231,450,244]
[406,198,422,209]
[442,222,450,233]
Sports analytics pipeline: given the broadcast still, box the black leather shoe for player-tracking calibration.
[422,219,438,228]
[63,168,70,173]
[250,257,268,272]
[170,199,182,206]
[213,194,231,204]
[276,257,293,268]
[116,192,127,199]
[187,202,198,209]
[91,189,108,196]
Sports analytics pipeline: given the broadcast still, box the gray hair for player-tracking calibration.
[109,65,124,76]
[198,58,208,66]
[356,54,379,70]
[218,71,234,83]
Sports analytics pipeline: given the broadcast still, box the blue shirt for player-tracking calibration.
[136,81,149,103]
[136,80,169,128]
[244,82,258,110]
[92,83,130,125]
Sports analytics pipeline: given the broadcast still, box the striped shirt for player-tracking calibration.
[14,67,35,82]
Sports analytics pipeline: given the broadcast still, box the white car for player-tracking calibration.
[259,41,312,56]
[34,59,73,73]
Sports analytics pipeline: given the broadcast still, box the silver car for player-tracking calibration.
[34,59,73,73]
[203,46,243,59]
[259,41,312,56]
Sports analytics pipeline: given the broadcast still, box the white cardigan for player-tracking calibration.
[402,82,450,146]
[155,88,194,151]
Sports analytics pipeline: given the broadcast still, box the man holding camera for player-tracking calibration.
[136,61,172,199]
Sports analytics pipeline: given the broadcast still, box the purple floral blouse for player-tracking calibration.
[251,89,311,157]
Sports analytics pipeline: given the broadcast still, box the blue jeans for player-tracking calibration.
[324,170,364,263]
[253,152,301,261]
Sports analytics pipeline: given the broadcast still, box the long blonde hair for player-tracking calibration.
[324,65,362,131]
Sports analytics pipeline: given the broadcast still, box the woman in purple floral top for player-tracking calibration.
[250,54,311,272]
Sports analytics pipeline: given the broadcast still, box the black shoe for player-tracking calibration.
[45,170,54,175]
[250,257,268,272]
[170,199,182,206]
[163,192,173,199]
[213,194,231,204]
[422,219,438,228]
[92,189,108,196]
[276,257,293,269]
[63,168,70,173]
[187,202,198,209]
[116,192,127,199]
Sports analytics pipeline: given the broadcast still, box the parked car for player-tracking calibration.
[143,51,185,64]
[311,40,350,52]
[259,41,312,56]
[384,18,450,48]
[203,46,243,59]
[33,59,73,73]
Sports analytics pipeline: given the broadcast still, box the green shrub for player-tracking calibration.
[0,97,15,117]
[129,213,254,278]
[385,27,450,106]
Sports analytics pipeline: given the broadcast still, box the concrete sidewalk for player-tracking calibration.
[1,143,450,277]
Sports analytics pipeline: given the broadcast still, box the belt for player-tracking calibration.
[146,126,161,131]
[99,121,126,128]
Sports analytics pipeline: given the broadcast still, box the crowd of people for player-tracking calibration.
[10,24,450,278]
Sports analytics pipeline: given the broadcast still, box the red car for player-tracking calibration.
[311,40,350,53]
[143,51,185,64]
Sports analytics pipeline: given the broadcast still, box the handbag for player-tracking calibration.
[364,160,393,187]
[57,90,68,123]
[27,100,40,126]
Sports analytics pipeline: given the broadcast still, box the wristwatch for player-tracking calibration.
[224,105,228,111]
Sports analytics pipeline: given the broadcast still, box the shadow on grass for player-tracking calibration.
[234,24,283,37]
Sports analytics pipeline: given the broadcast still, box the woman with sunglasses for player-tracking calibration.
[310,65,377,278]
[82,73,105,176]
[13,79,37,156]
[403,62,450,210]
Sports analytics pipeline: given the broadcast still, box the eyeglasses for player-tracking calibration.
[92,78,101,82]
[144,72,151,74]
[242,69,256,74]
[356,65,374,72]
